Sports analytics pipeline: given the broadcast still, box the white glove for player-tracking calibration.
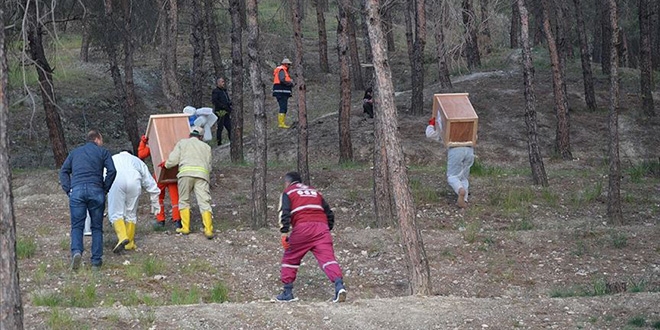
[151,204,161,216]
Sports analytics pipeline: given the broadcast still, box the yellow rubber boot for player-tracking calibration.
[202,211,214,239]
[125,222,137,250]
[176,208,191,234]
[278,113,290,129]
[112,219,130,253]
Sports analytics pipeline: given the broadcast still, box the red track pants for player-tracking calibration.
[280,222,343,284]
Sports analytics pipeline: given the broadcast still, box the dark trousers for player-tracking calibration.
[276,95,289,114]
[363,103,374,118]
[69,183,105,266]
[216,114,231,145]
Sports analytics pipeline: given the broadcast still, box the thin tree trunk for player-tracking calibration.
[404,0,414,63]
[653,1,660,70]
[639,0,655,117]
[462,0,481,69]
[573,0,597,112]
[360,0,374,88]
[531,2,544,46]
[159,0,184,112]
[479,0,492,54]
[338,0,353,163]
[190,0,206,107]
[617,28,630,68]
[347,12,364,91]
[365,0,432,296]
[382,5,396,52]
[372,105,395,227]
[542,0,572,160]
[291,0,310,184]
[433,0,452,89]
[410,0,426,115]
[1,4,24,327]
[314,0,330,73]
[601,1,612,75]
[510,0,521,48]
[121,0,140,154]
[80,16,90,62]
[592,2,603,64]
[230,0,244,163]
[27,1,67,167]
[606,0,622,224]
[205,0,225,80]
[555,0,573,61]
[246,0,267,228]
[518,0,548,187]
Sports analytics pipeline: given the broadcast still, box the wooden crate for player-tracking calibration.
[145,114,191,183]
[432,93,479,147]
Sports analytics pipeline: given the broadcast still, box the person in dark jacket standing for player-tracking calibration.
[275,172,347,303]
[272,58,294,129]
[59,130,116,271]
[211,77,232,146]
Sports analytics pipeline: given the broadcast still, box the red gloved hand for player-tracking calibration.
[158,161,165,168]
[281,235,290,250]
[428,117,436,126]
[140,135,148,144]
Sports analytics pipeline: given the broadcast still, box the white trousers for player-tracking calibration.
[447,147,474,202]
[107,175,142,224]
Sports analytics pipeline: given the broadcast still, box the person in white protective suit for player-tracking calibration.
[182,106,217,142]
[108,151,161,253]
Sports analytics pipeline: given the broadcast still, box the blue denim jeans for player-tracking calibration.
[447,147,474,202]
[69,183,105,266]
[276,95,290,114]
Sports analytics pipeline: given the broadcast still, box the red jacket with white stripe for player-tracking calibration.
[279,182,334,233]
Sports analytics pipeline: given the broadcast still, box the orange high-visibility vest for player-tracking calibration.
[273,65,292,85]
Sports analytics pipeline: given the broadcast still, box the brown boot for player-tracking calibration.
[457,188,467,208]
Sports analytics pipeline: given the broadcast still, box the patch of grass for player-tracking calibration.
[652,320,660,329]
[627,316,646,327]
[462,220,481,243]
[511,218,534,231]
[627,159,660,183]
[549,286,581,298]
[34,263,48,285]
[440,248,457,261]
[339,160,367,169]
[572,240,588,257]
[489,187,534,215]
[17,237,37,259]
[207,281,229,303]
[471,159,505,177]
[409,178,440,204]
[47,309,75,330]
[591,278,608,296]
[182,259,215,276]
[346,189,361,203]
[33,291,63,307]
[170,286,201,305]
[571,182,603,206]
[59,238,69,251]
[142,256,166,277]
[610,231,628,249]
[628,278,647,293]
[63,283,97,307]
[541,188,559,207]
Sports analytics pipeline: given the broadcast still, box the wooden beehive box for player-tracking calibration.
[432,93,479,147]
[145,114,191,183]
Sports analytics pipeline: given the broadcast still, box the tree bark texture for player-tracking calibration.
[292,0,310,184]
[120,0,140,154]
[360,0,375,88]
[1,5,24,328]
[639,0,655,117]
[80,16,90,62]
[433,1,452,89]
[531,2,544,46]
[159,0,184,113]
[372,103,396,228]
[190,0,206,107]
[382,5,396,52]
[541,0,572,160]
[365,0,432,296]
[338,0,353,163]
[572,0,597,112]
[592,3,603,65]
[246,0,268,228]
[410,0,426,115]
[347,12,364,91]
[554,0,573,61]
[601,1,612,75]
[510,0,520,48]
[27,0,68,167]
[230,0,245,163]
[314,0,330,73]
[205,0,225,80]
[462,0,481,69]
[479,0,492,54]
[404,0,415,63]
[654,1,660,70]
[518,0,548,187]
[606,0,622,224]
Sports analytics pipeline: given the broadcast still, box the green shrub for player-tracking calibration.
[208,281,229,303]
[17,237,37,259]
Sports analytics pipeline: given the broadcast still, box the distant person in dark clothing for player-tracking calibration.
[59,130,116,271]
[212,77,232,146]
[363,87,374,118]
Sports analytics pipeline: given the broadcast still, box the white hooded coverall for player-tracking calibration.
[425,122,474,203]
[107,152,160,224]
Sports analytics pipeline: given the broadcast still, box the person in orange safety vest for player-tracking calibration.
[273,58,294,129]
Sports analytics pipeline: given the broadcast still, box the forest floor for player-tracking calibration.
[8,28,660,329]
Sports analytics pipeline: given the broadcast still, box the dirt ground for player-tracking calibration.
[9,34,660,329]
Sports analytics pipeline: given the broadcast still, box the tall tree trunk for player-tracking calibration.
[409,0,426,115]
[292,0,310,184]
[555,0,573,61]
[159,0,184,112]
[190,0,206,107]
[510,0,521,48]
[205,0,225,80]
[592,1,603,64]
[433,0,452,89]
[382,5,396,52]
[338,0,353,163]
[404,0,415,62]
[246,0,267,228]
[573,0,597,112]
[1,5,24,327]
[365,0,432,296]
[639,0,655,117]
[462,0,481,69]
[479,0,492,54]
[601,1,612,75]
[347,12,365,91]
[653,1,660,70]
[230,0,245,163]
[27,1,68,167]
[314,0,330,73]
[360,0,374,88]
[80,16,91,62]
[606,0,622,224]
[531,2,544,46]
[121,0,140,154]
[542,0,572,160]
[518,0,548,187]
[372,103,396,227]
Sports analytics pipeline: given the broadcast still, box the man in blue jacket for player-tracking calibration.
[60,130,116,271]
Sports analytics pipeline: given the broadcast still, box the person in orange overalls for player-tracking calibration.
[138,135,181,229]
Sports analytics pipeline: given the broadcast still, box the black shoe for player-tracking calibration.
[113,239,129,254]
[174,221,182,229]
[70,252,82,271]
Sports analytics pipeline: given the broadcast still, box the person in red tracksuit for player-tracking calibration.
[275,171,347,303]
[137,135,181,229]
